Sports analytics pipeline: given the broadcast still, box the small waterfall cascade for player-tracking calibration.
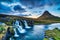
[14,20,26,33]
[13,28,19,37]
[24,20,31,29]
[13,22,19,37]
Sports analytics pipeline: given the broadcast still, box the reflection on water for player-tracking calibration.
[48,23,60,30]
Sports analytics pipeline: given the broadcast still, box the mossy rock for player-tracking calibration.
[0,26,5,33]
[9,27,14,35]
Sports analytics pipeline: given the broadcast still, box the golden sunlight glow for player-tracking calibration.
[24,15,40,18]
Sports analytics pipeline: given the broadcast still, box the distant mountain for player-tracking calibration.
[34,11,60,24]
[0,14,33,21]
[0,14,33,25]
[37,11,58,20]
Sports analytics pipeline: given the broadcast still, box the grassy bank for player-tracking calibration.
[0,25,12,40]
[44,28,60,40]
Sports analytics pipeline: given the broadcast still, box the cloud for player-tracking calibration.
[0,0,13,3]
[0,3,11,13]
[0,0,60,9]
[0,2,26,13]
[0,0,60,18]
[19,0,60,9]
[52,0,60,5]
[57,8,60,10]
[13,5,26,12]
[19,0,45,9]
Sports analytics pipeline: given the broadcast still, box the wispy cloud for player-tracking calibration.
[0,0,60,18]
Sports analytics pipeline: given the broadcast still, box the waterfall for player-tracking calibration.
[13,28,19,37]
[17,26,26,33]
[15,20,26,33]
[12,21,19,37]
[15,20,20,26]
[10,38,12,40]
[24,20,31,29]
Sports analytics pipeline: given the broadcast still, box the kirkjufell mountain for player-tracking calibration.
[40,11,54,17]
[34,11,60,24]
[37,11,58,20]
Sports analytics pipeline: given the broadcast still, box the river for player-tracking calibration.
[10,23,60,40]
[0,22,60,40]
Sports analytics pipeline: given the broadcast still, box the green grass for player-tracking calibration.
[44,38,49,40]
[0,25,5,33]
[0,24,13,39]
[44,28,60,40]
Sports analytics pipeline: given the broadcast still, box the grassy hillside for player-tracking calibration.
[34,17,60,24]
[44,28,60,40]
[0,14,34,25]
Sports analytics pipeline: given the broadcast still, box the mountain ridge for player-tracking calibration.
[37,11,59,20]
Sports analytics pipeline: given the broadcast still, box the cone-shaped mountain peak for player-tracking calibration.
[38,11,55,19]
[41,11,53,17]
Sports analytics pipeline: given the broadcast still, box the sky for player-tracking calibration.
[0,0,60,18]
